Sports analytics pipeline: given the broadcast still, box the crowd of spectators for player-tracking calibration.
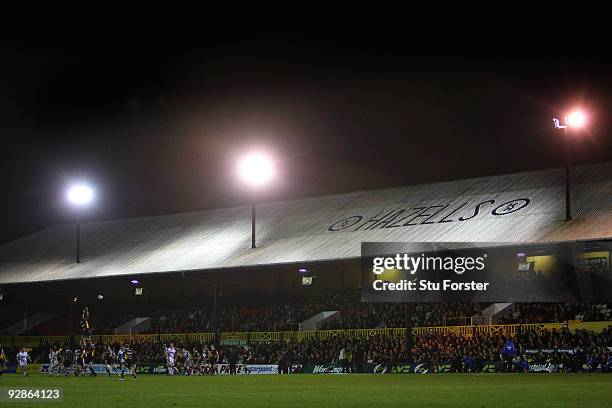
[8,291,612,337]
[416,326,612,372]
[321,301,482,329]
[499,303,611,324]
[130,296,612,333]
[148,302,326,333]
[5,326,611,374]
[147,291,486,333]
[146,298,610,333]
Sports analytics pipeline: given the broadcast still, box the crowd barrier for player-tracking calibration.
[1,321,610,348]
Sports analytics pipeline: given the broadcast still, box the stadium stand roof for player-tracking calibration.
[0,163,611,284]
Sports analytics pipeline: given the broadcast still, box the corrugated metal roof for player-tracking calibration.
[0,163,611,284]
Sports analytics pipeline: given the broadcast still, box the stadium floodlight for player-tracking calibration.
[67,184,94,205]
[552,109,587,221]
[566,110,586,127]
[66,183,95,263]
[238,153,275,249]
[238,153,275,187]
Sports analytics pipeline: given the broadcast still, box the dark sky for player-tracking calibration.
[2,32,611,243]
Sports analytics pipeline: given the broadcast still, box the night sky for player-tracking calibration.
[2,32,611,244]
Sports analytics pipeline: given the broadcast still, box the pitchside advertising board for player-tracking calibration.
[40,364,285,375]
[40,364,129,375]
[35,357,612,375]
[133,364,285,375]
[361,240,612,303]
[301,362,569,374]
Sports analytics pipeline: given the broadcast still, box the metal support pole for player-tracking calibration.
[76,207,82,263]
[251,202,256,249]
[564,127,572,221]
[405,287,412,364]
[68,295,74,348]
[213,281,219,348]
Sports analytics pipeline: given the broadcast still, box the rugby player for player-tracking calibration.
[16,347,31,376]
[182,348,194,375]
[242,346,252,375]
[80,307,92,336]
[208,345,219,375]
[118,342,137,381]
[103,344,116,377]
[63,346,74,377]
[48,345,60,376]
[0,346,6,378]
[164,343,177,376]
[73,341,85,376]
[84,339,97,377]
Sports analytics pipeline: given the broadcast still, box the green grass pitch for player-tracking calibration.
[1,373,611,407]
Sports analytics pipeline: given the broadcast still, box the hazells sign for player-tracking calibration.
[328,198,530,232]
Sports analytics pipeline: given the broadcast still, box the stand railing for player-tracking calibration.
[2,321,609,348]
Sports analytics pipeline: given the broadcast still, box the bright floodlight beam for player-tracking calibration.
[239,153,274,187]
[67,184,95,263]
[566,110,586,127]
[238,153,275,249]
[552,109,588,222]
[67,184,94,205]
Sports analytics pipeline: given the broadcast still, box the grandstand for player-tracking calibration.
[0,162,611,374]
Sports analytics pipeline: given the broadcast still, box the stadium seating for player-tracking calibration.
[9,290,612,336]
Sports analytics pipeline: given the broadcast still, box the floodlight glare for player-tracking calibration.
[238,153,274,187]
[130,279,140,285]
[566,111,586,127]
[67,184,94,205]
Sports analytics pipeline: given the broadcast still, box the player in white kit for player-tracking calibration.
[165,343,177,376]
[182,348,194,375]
[17,347,31,376]
[48,346,60,376]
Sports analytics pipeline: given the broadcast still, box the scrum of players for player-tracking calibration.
[40,340,252,378]
[164,343,252,375]
[166,342,232,375]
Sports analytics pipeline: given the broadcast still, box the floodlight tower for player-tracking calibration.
[238,153,275,248]
[67,184,94,263]
[553,110,586,221]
